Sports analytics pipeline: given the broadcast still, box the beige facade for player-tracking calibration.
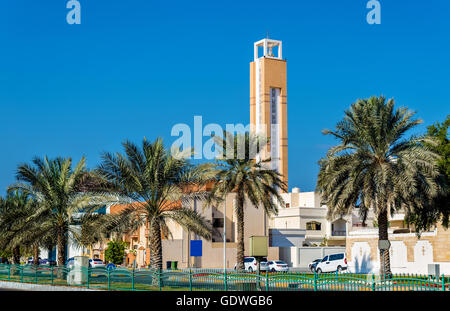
[270,190,347,247]
[113,193,271,269]
[250,39,288,188]
[346,211,450,274]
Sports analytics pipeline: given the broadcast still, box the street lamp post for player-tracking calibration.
[223,203,226,273]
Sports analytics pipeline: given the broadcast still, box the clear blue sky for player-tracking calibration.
[0,0,449,193]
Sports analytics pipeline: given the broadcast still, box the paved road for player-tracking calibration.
[0,288,23,291]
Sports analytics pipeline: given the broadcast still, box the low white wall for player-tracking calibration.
[348,261,450,275]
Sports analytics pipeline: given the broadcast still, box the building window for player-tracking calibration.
[286,203,290,208]
[306,221,322,231]
[213,218,224,228]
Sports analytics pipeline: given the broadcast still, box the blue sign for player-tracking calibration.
[106,263,116,271]
[190,240,202,257]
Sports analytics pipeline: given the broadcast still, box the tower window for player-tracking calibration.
[306,221,322,231]
[213,218,224,228]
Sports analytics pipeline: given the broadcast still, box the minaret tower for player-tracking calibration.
[250,38,288,189]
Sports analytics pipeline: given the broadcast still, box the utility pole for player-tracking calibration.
[223,202,226,272]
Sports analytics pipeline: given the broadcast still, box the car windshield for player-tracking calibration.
[322,256,328,262]
[93,259,103,262]
[275,261,285,264]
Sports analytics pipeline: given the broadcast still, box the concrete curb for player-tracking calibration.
[0,280,100,291]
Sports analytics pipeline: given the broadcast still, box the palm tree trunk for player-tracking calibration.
[33,246,39,265]
[149,220,162,287]
[149,220,162,269]
[56,227,68,279]
[378,208,392,276]
[236,193,245,271]
[11,246,21,276]
[57,227,66,266]
[13,246,20,265]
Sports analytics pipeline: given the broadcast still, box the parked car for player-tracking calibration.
[234,257,268,272]
[27,257,48,265]
[39,258,49,265]
[259,261,269,271]
[267,260,289,272]
[315,253,348,273]
[308,259,322,272]
[89,258,105,268]
[0,258,9,264]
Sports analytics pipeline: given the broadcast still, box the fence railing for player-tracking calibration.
[0,264,448,291]
[331,230,346,236]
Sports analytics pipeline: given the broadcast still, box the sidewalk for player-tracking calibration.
[0,280,99,291]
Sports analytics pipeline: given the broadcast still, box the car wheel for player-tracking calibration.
[310,267,315,272]
[337,266,342,273]
[248,267,253,272]
[316,268,322,274]
[271,268,275,272]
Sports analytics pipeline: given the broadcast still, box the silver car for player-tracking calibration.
[267,260,289,272]
[89,258,106,268]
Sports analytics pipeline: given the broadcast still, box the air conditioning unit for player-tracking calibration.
[67,256,89,285]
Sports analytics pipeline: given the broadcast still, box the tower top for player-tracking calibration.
[254,38,283,61]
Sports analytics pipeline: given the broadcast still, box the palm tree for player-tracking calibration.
[0,191,29,264]
[10,156,117,266]
[73,212,118,257]
[317,96,445,275]
[207,132,286,271]
[96,138,212,270]
[0,190,49,265]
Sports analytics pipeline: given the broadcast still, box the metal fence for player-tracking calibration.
[0,264,448,291]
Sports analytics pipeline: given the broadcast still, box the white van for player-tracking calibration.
[315,253,348,273]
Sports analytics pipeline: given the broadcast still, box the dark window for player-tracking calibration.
[322,256,328,262]
[213,218,224,228]
[244,257,254,263]
[306,221,322,231]
[329,254,344,261]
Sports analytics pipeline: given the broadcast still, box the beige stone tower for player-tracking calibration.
[250,38,288,189]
